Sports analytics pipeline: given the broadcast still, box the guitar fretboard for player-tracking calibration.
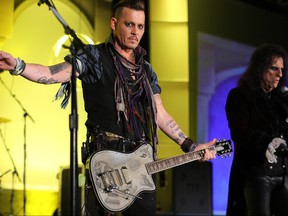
[145,146,215,174]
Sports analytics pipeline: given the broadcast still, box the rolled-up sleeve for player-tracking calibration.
[145,61,161,94]
[65,45,102,83]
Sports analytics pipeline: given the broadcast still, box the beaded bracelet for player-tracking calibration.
[9,57,26,76]
[181,137,198,153]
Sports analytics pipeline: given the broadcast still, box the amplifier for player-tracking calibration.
[58,165,85,216]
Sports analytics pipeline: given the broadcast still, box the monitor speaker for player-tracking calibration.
[58,165,85,216]
[173,161,212,216]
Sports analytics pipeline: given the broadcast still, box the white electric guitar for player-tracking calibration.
[87,139,232,213]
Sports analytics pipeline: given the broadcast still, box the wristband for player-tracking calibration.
[181,137,198,153]
[9,58,26,76]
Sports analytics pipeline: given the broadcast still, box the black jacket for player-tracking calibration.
[226,85,288,176]
[225,85,288,216]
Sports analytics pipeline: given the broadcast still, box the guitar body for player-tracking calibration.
[87,144,156,213]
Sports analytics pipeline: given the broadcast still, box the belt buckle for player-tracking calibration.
[104,131,123,142]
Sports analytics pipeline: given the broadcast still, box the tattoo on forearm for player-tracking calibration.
[49,62,70,75]
[166,119,180,134]
[169,122,177,128]
[166,119,173,126]
[171,126,180,134]
[37,77,58,84]
[174,132,186,144]
[178,132,186,139]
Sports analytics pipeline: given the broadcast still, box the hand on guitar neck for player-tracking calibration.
[194,138,217,162]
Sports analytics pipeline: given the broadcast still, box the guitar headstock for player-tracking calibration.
[215,139,232,157]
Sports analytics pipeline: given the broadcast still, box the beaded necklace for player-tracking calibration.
[109,46,158,146]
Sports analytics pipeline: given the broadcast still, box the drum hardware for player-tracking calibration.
[0,77,34,216]
[0,129,21,216]
[0,117,11,124]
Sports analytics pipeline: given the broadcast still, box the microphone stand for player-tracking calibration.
[0,129,21,216]
[38,1,97,215]
[0,78,34,216]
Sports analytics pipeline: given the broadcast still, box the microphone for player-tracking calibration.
[280,86,288,97]
[37,0,48,6]
[277,86,288,107]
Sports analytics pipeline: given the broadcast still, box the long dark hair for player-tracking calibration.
[238,43,288,91]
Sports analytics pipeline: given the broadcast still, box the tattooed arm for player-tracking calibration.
[0,51,75,84]
[154,93,216,154]
[154,93,188,145]
[154,94,186,144]
[22,62,73,84]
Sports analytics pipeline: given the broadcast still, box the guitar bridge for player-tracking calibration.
[99,169,123,192]
[121,166,132,184]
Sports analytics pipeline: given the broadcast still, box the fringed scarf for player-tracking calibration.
[109,46,159,147]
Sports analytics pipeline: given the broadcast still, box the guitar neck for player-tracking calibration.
[145,146,215,175]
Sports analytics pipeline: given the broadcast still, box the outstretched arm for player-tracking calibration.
[0,51,75,84]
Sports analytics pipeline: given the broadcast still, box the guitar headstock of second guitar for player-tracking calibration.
[215,139,232,158]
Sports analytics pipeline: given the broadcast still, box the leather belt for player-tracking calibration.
[88,131,145,153]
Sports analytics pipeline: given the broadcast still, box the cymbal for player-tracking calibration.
[0,117,11,123]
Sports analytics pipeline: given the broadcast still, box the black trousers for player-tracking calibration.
[244,174,288,216]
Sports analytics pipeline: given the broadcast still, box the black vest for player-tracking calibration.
[82,43,152,141]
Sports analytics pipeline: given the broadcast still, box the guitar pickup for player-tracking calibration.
[121,166,132,184]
